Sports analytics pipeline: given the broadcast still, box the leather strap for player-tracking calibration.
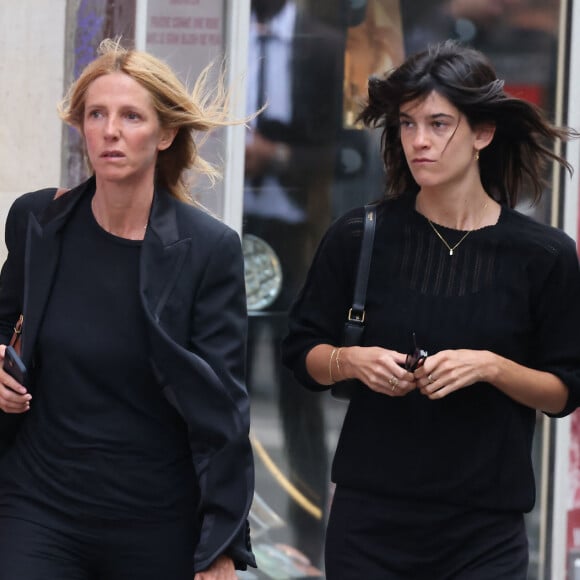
[332,204,377,401]
[342,203,376,346]
[8,314,23,356]
[352,204,376,322]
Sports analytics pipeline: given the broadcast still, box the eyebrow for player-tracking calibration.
[84,103,147,113]
[399,112,456,121]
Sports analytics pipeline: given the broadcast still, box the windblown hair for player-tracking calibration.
[358,40,576,207]
[59,38,241,203]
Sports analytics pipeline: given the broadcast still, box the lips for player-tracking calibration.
[101,151,125,158]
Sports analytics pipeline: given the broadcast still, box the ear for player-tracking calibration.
[158,127,178,152]
[474,123,495,151]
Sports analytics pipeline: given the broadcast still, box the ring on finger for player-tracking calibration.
[428,374,434,384]
[388,376,399,388]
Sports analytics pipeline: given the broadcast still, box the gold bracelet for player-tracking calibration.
[328,348,337,384]
[335,347,343,380]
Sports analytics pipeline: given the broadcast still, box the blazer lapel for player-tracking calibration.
[140,190,191,321]
[21,181,91,364]
[20,217,61,363]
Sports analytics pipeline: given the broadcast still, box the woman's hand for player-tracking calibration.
[414,349,490,399]
[194,555,236,580]
[414,348,569,413]
[0,344,31,414]
[342,346,417,397]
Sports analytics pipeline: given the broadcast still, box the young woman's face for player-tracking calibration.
[83,72,174,187]
[398,90,488,191]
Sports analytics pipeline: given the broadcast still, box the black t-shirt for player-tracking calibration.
[283,193,580,513]
[0,192,196,523]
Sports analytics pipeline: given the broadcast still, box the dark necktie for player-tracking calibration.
[257,32,271,116]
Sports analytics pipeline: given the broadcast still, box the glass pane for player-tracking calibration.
[142,0,228,216]
[242,2,350,575]
[243,1,563,578]
[242,1,403,577]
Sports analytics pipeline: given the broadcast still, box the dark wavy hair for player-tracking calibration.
[358,40,576,207]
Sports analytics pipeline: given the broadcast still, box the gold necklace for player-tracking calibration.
[427,202,489,257]
[427,221,470,256]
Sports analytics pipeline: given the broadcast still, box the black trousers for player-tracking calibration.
[325,486,529,580]
[0,515,197,580]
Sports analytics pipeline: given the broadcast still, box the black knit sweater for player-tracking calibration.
[282,193,580,513]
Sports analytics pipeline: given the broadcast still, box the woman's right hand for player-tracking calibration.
[341,346,416,397]
[0,344,31,413]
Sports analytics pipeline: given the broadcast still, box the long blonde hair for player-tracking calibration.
[59,38,242,203]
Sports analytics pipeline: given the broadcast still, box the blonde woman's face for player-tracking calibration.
[83,72,175,187]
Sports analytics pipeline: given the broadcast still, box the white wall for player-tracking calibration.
[0,0,67,261]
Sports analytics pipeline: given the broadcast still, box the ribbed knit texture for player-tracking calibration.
[283,193,580,513]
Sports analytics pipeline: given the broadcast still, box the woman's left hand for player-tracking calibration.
[194,555,236,580]
[414,349,491,399]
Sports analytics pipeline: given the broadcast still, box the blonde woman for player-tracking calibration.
[0,40,254,579]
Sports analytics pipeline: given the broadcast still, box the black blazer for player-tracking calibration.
[0,177,255,571]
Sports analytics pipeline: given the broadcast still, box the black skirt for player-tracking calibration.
[325,486,528,580]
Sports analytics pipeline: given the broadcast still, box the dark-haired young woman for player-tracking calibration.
[282,40,580,579]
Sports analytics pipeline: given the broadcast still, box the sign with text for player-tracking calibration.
[145,0,224,83]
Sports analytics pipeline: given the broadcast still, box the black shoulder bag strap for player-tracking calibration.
[331,203,377,401]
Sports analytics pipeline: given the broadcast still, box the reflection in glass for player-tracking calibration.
[242,2,344,575]
[343,0,404,128]
[243,235,283,311]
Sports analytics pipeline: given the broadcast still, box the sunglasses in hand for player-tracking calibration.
[405,332,428,372]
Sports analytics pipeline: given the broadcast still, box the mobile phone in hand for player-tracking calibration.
[3,346,27,386]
